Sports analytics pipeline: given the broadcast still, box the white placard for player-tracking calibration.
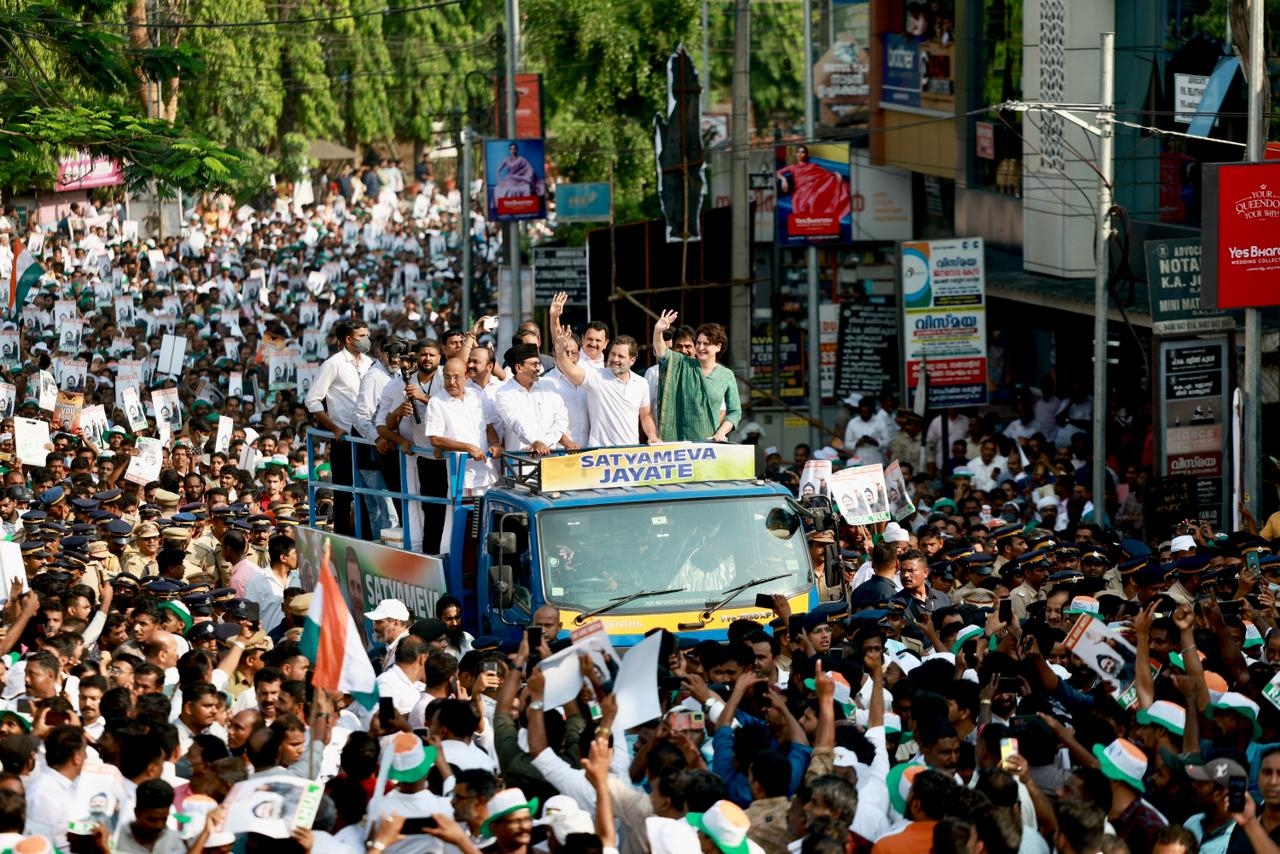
[215,415,233,454]
[79,404,109,449]
[228,371,243,399]
[0,383,15,419]
[126,436,163,485]
[37,372,57,411]
[0,542,27,602]
[151,387,182,434]
[14,416,50,466]
[612,630,664,730]
[120,386,148,432]
[0,331,18,368]
[828,463,892,525]
[296,364,319,399]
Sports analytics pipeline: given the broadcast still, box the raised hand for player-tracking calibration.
[655,309,678,333]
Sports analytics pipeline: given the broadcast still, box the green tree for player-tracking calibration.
[277,0,344,144]
[706,0,805,136]
[178,0,284,153]
[0,0,243,193]
[328,0,396,151]
[521,0,701,222]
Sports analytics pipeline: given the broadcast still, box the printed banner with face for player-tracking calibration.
[79,404,109,449]
[121,387,148,433]
[828,463,891,525]
[0,331,19,369]
[486,139,548,221]
[268,352,298,392]
[53,391,84,432]
[150,387,182,434]
[126,436,163,485]
[884,460,916,521]
[0,383,16,420]
[1064,615,1145,709]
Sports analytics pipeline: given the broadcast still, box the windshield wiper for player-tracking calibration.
[574,587,687,624]
[677,572,794,631]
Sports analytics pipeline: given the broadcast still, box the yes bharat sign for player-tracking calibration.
[1202,161,1280,308]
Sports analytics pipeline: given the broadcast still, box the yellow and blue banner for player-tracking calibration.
[540,443,755,492]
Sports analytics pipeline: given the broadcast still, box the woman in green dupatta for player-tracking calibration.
[652,309,743,442]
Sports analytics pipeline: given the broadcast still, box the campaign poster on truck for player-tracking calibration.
[900,237,988,408]
[296,528,447,646]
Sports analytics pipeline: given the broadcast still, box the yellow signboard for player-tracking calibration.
[540,443,756,492]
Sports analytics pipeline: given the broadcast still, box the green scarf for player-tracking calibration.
[658,351,718,442]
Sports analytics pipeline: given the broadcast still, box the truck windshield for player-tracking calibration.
[536,496,812,614]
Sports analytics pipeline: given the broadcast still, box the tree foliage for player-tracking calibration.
[0,0,244,193]
[706,0,805,136]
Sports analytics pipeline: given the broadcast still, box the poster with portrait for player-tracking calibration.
[798,459,833,498]
[80,404,109,449]
[53,391,84,432]
[486,139,548,221]
[20,307,39,334]
[298,301,320,329]
[1064,614,1145,709]
[37,371,57,411]
[215,415,234,454]
[222,775,323,839]
[53,299,78,327]
[296,364,319,400]
[157,333,187,377]
[268,351,298,392]
[67,761,127,838]
[125,436,163,485]
[775,143,852,247]
[56,359,88,392]
[828,463,891,525]
[0,330,19,369]
[150,387,182,435]
[300,329,326,362]
[883,460,916,521]
[228,371,244,400]
[59,319,85,354]
[0,383,16,420]
[109,337,132,357]
[114,297,136,328]
[120,387,148,433]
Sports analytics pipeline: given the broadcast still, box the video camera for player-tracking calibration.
[383,338,420,359]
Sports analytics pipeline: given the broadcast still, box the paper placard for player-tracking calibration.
[537,645,588,710]
[1263,671,1280,712]
[56,359,87,392]
[37,372,57,411]
[799,460,832,497]
[296,364,319,399]
[120,386,148,432]
[114,297,136,328]
[1064,615,1145,709]
[59,319,84,353]
[884,461,917,521]
[612,629,664,730]
[268,352,298,392]
[146,249,168,279]
[828,463,892,525]
[221,775,323,839]
[109,337,132,357]
[53,390,84,432]
[53,299,77,327]
[0,541,27,602]
[67,761,127,839]
[300,329,325,362]
[0,383,15,420]
[228,371,243,400]
[125,436,163,485]
[151,387,182,434]
[79,404,109,448]
[298,301,320,328]
[157,333,186,377]
[14,416,50,466]
[0,331,18,368]
[215,416,233,454]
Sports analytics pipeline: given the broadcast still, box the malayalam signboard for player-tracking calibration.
[1157,337,1229,529]
[1202,161,1280,308]
[532,247,589,306]
[901,238,987,408]
[1143,238,1234,336]
[539,444,755,492]
[814,0,871,131]
[835,300,898,402]
[485,139,547,221]
[880,0,956,116]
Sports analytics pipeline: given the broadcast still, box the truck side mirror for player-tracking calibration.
[487,531,517,555]
[490,564,514,609]
[824,545,844,592]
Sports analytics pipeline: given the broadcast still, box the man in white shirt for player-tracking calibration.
[364,597,411,672]
[552,331,658,447]
[376,635,428,716]
[376,338,444,552]
[304,319,371,537]
[419,358,503,501]
[352,341,403,540]
[466,345,505,403]
[25,724,86,851]
[926,409,971,473]
[966,439,1003,493]
[494,344,574,454]
[579,321,609,369]
[843,396,894,458]
[542,333,591,447]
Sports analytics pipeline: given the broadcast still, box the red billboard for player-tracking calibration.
[494,73,543,139]
[1202,161,1280,308]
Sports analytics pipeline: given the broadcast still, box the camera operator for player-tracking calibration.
[375,316,492,552]
[352,338,406,541]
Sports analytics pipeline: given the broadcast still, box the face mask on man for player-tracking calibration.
[352,337,371,354]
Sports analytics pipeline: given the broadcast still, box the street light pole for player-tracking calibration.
[1091,32,1114,521]
[1242,0,1265,519]
[804,0,822,449]
[505,0,522,335]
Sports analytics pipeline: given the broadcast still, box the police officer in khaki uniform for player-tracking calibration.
[990,524,1027,574]
[1010,549,1051,620]
[247,515,273,568]
[194,505,232,587]
[949,553,996,605]
[123,521,162,577]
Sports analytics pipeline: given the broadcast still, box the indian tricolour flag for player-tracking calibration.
[8,238,42,315]
[300,540,377,707]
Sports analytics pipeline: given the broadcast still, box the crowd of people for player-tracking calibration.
[0,157,1275,854]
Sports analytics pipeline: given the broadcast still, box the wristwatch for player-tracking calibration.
[529,700,544,712]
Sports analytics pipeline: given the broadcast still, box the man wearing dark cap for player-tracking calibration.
[410,617,451,654]
[1011,549,1051,620]
[1166,555,1210,607]
[991,524,1027,573]
[494,344,573,455]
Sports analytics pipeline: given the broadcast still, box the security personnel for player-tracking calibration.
[1166,554,1211,606]
[1010,549,1051,620]
[990,524,1027,573]
[247,515,273,568]
[949,553,996,605]
[123,521,162,577]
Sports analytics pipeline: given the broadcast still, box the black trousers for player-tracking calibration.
[419,456,448,552]
[330,437,369,538]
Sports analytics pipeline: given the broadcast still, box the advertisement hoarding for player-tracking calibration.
[1202,161,1280,308]
[879,0,956,116]
[485,139,547,221]
[901,238,988,408]
[775,143,852,247]
[1143,238,1234,336]
[815,0,871,131]
[1157,338,1229,529]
